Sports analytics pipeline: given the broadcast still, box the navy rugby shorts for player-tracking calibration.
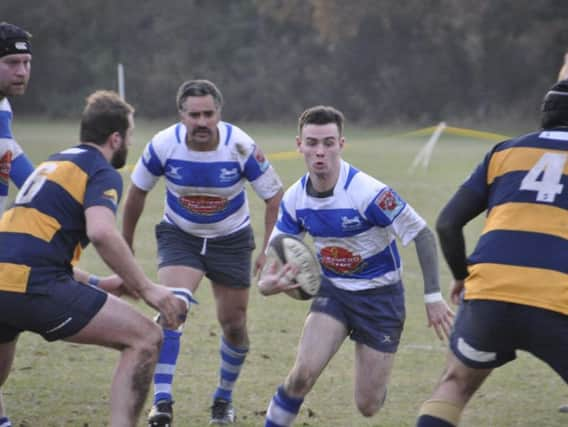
[310,279,406,353]
[155,221,255,289]
[450,299,568,382]
[0,276,107,343]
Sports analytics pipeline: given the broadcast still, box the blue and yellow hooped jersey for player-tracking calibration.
[0,144,122,293]
[463,129,568,315]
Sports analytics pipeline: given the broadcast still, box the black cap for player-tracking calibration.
[541,79,568,128]
[542,79,568,112]
[0,22,32,58]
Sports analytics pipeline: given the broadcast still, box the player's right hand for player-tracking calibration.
[450,279,465,305]
[143,284,188,330]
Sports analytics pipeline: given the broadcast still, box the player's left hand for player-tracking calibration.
[257,259,300,296]
[425,299,454,341]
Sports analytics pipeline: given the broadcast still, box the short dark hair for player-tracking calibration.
[80,91,134,145]
[0,22,32,57]
[541,79,568,129]
[176,79,223,111]
[298,105,345,135]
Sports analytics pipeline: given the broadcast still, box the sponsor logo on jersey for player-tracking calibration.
[375,189,404,220]
[219,167,239,182]
[253,146,269,172]
[320,246,363,274]
[179,194,228,215]
[0,151,13,186]
[341,215,363,231]
[102,188,118,206]
[166,165,182,180]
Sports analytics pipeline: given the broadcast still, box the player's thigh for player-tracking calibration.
[204,226,255,289]
[520,305,568,384]
[156,221,206,291]
[66,294,161,350]
[432,351,492,403]
[450,299,516,369]
[312,280,406,353]
[158,265,204,292]
[292,312,348,379]
[0,277,108,342]
[354,343,395,398]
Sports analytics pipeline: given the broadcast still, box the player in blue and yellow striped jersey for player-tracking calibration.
[0,90,188,427]
[416,80,568,426]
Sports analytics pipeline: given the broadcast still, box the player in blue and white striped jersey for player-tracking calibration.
[0,23,34,216]
[258,105,453,427]
[130,112,280,239]
[122,80,283,426]
[0,98,34,214]
[273,161,426,291]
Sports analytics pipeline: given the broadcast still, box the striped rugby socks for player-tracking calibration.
[213,336,249,402]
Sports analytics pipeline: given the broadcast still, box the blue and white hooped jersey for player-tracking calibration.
[130,121,282,238]
[272,160,426,291]
[0,98,34,215]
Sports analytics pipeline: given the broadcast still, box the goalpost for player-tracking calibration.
[117,63,125,100]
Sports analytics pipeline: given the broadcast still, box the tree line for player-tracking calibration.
[4,0,568,126]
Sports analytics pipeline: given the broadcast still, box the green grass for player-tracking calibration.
[4,119,567,426]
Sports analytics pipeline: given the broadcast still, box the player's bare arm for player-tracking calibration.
[73,268,140,299]
[85,204,186,329]
[121,183,149,250]
[254,188,284,276]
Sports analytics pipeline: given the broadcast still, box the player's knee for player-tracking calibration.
[221,322,245,339]
[357,400,383,417]
[136,320,163,359]
[355,389,386,417]
[219,315,248,344]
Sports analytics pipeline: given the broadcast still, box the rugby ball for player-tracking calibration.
[267,234,321,300]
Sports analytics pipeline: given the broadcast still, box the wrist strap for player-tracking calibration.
[424,292,443,303]
[87,275,100,287]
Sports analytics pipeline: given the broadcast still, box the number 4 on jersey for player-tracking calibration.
[520,152,567,203]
